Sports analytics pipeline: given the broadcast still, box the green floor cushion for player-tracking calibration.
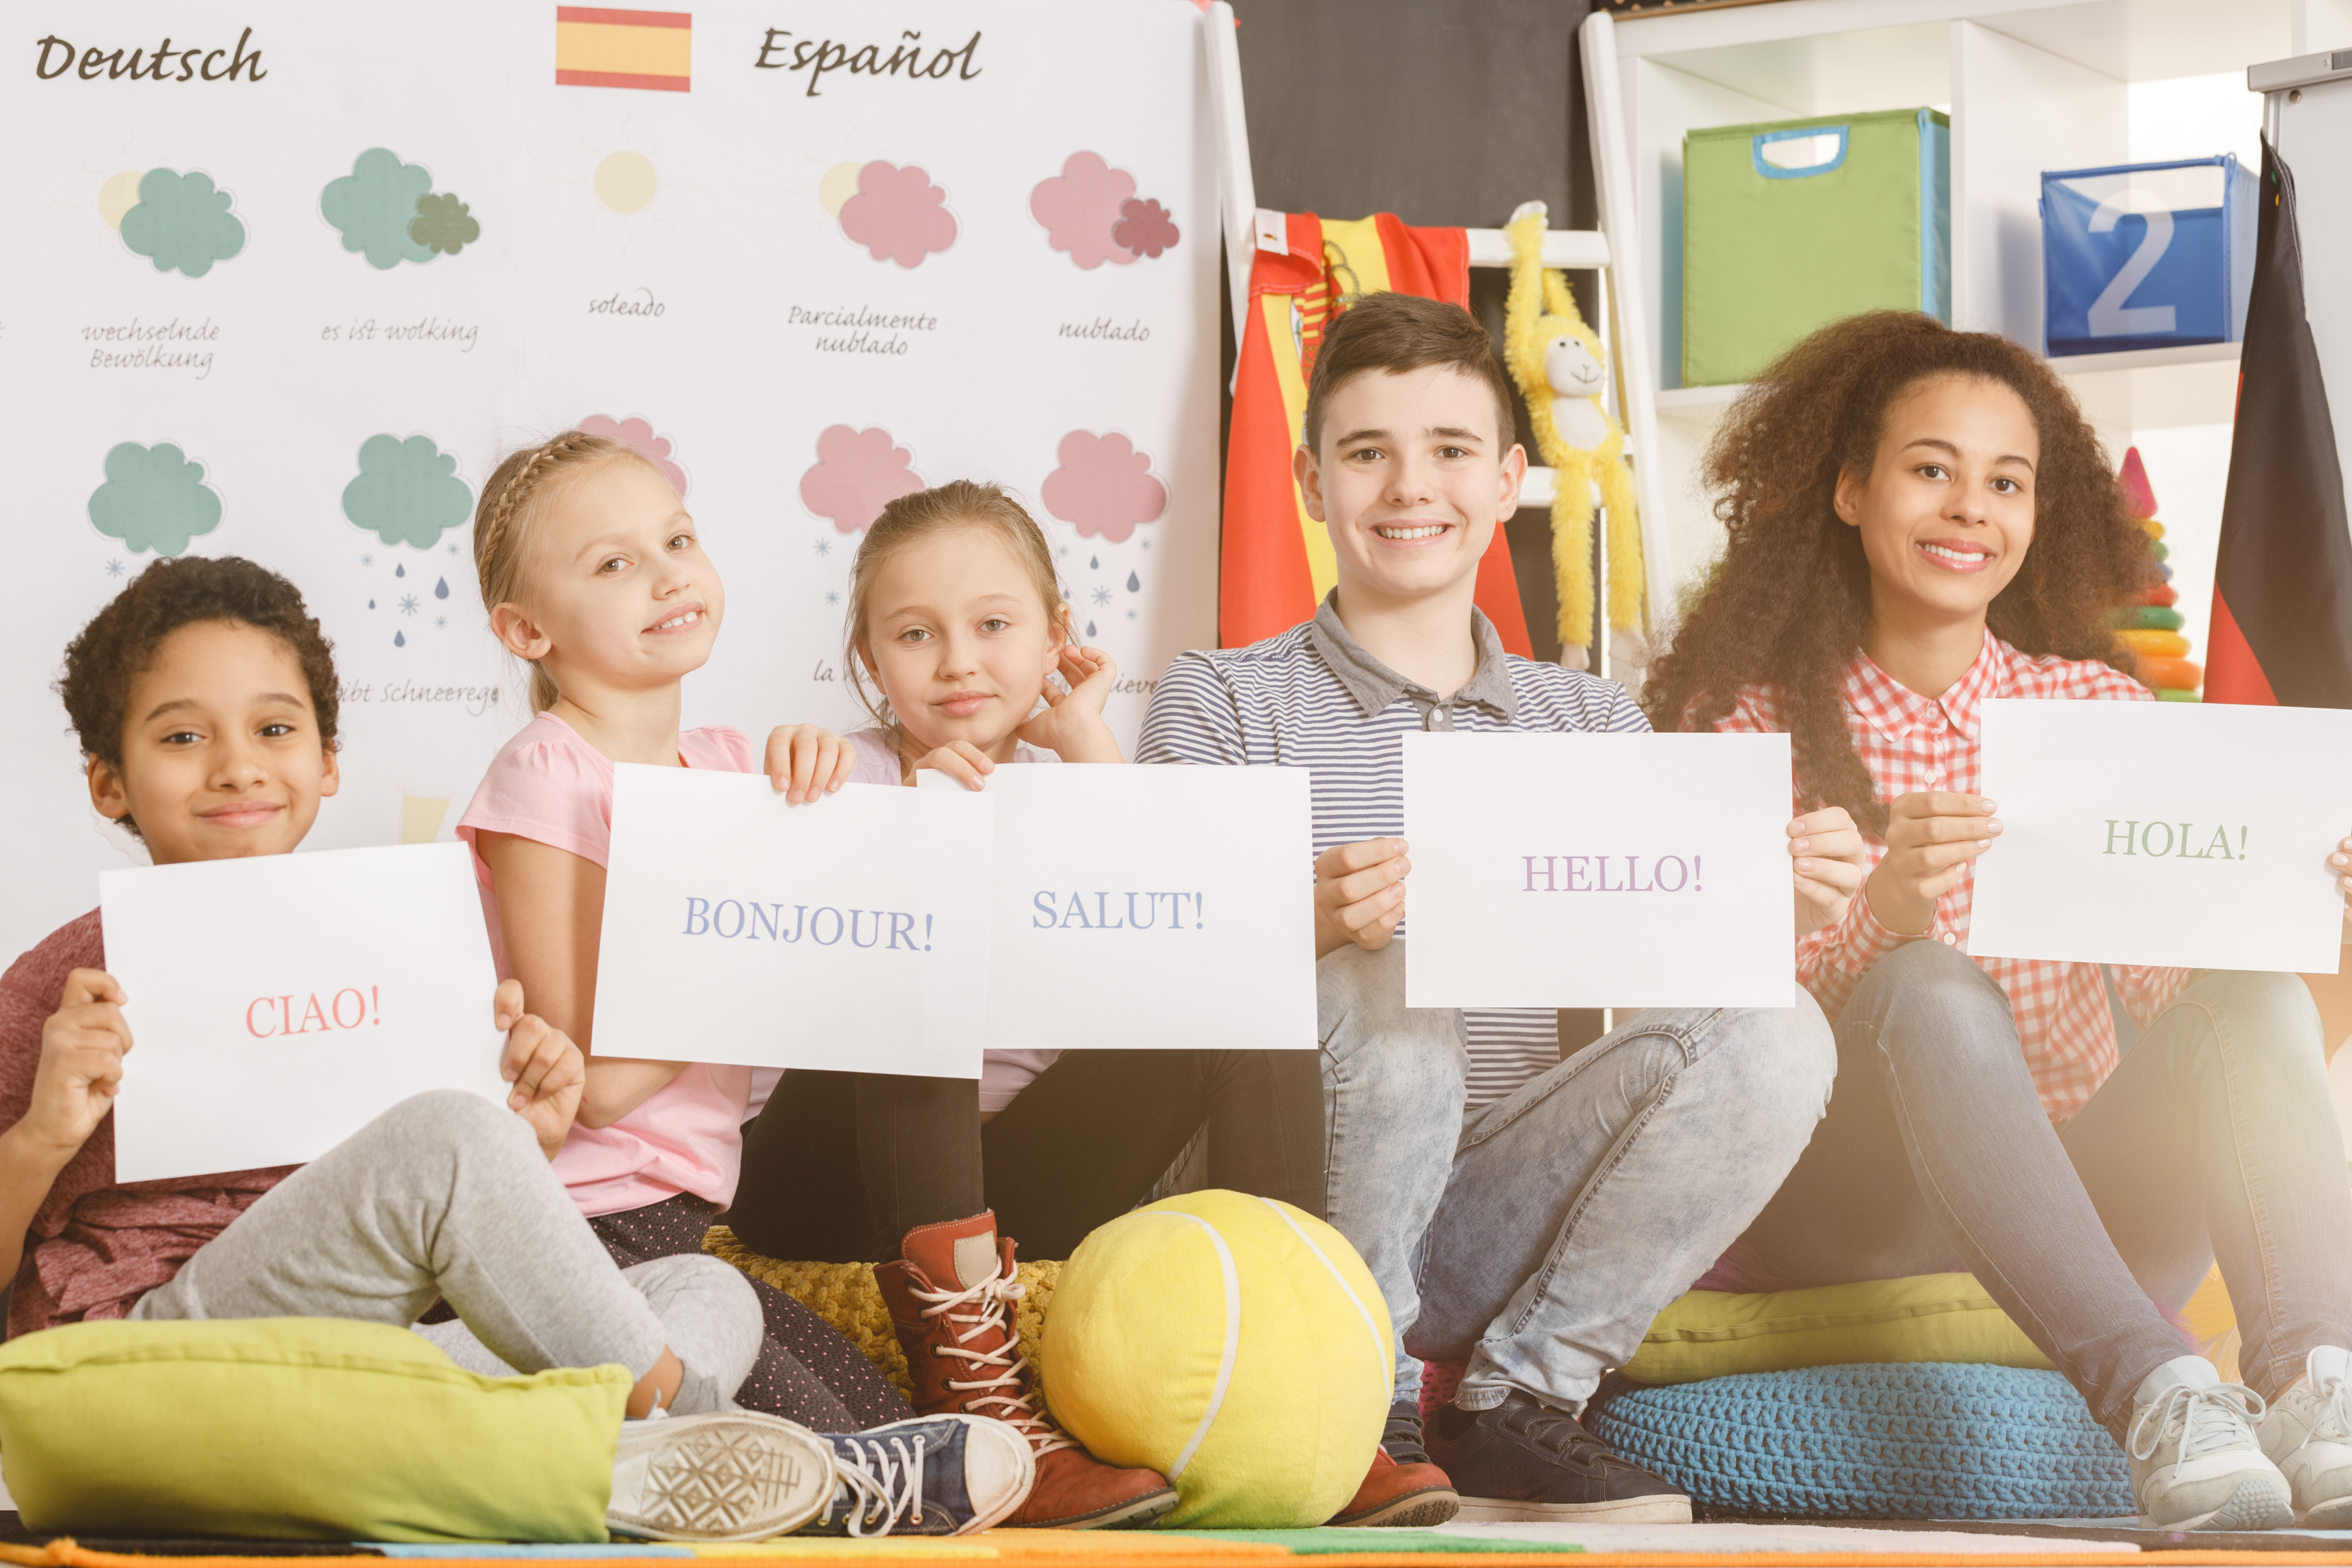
[0,1318,631,1542]
[1621,1273,2051,1385]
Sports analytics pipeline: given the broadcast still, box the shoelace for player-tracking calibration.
[2129,1381,2267,1470]
[906,1265,1079,1458]
[2316,1362,2352,1439]
[816,1433,927,1538]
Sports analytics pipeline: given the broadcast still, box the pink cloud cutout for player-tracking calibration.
[1113,197,1180,259]
[1031,152,1139,270]
[839,162,957,269]
[801,425,924,535]
[579,414,688,498]
[1041,431,1166,543]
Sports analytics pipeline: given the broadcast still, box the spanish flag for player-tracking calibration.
[2208,138,2352,706]
[1221,211,1533,654]
[556,7,691,93]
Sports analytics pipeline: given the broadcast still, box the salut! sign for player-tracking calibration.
[247,987,382,1036]
[1030,891,1203,929]
[2102,821,2249,860]
[1522,856,1702,893]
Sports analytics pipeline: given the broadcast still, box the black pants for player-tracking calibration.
[726,1049,1327,1263]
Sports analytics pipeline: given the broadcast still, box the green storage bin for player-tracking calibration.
[1682,108,1951,387]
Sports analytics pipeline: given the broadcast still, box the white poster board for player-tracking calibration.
[920,764,1316,1052]
[1401,731,1795,1008]
[100,843,509,1182]
[2,0,1218,962]
[1969,697,2352,971]
[595,764,995,1076]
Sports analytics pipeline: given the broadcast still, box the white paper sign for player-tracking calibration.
[595,765,994,1076]
[100,843,510,1182]
[1969,698,2352,971]
[918,765,1316,1052]
[1401,731,1795,1008]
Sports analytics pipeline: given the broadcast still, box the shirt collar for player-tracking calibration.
[1846,628,2007,742]
[1307,592,1519,721]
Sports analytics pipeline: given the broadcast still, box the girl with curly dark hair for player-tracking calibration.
[1648,312,2352,1530]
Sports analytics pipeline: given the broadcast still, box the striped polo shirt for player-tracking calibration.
[1136,595,1650,1107]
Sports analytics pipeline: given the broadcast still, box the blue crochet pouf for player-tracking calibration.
[1584,1362,2132,1519]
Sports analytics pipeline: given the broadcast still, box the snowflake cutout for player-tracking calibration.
[104,559,124,577]
[813,539,833,557]
[824,591,840,606]
[398,593,421,616]
[434,616,448,629]
[1091,585,1114,607]
[361,554,375,568]
[1126,608,1138,621]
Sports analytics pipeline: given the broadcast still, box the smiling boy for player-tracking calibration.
[1139,294,1844,1523]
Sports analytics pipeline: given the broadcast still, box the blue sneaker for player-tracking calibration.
[800,1414,1036,1537]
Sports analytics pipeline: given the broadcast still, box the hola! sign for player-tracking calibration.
[100,844,512,1182]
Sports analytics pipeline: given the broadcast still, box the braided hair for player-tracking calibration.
[472,430,643,713]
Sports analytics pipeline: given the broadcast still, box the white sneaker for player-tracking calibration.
[2126,1355,2296,1531]
[2259,1346,2352,1527]
[607,1410,835,1541]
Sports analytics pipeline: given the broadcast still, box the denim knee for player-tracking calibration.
[1317,944,1464,1106]
[2177,969,2325,1065]
[1710,988,1838,1131]
[1851,939,2018,1072]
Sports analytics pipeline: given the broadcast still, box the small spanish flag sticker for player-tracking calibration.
[555,7,691,93]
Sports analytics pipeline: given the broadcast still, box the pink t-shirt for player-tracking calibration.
[743,728,1062,1121]
[458,710,757,1218]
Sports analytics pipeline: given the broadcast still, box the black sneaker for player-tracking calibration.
[1425,1390,1690,1523]
[799,1415,1035,1537]
[1382,1398,1435,1464]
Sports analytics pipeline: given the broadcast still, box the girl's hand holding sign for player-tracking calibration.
[1788,806,1868,937]
[1865,793,2002,935]
[763,725,858,806]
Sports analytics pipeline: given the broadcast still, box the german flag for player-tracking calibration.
[2207,137,2352,706]
[1221,211,1533,654]
[556,7,690,93]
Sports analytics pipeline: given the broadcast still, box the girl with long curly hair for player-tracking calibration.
[1647,312,2352,1531]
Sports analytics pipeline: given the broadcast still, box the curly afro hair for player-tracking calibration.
[1642,311,2149,837]
[60,556,340,793]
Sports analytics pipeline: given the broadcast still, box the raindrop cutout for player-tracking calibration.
[395,563,406,578]
[1088,556,1099,570]
[393,630,406,648]
[1125,572,1141,592]
[1086,620,1098,637]
[434,577,450,599]
[367,599,376,610]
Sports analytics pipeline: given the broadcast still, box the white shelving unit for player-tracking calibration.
[1595,0,2346,610]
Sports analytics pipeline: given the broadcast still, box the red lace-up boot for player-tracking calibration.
[873,1210,1178,1530]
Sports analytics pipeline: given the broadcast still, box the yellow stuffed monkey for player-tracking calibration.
[1503,201,1644,675]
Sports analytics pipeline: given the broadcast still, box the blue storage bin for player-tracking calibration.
[2041,156,2256,356]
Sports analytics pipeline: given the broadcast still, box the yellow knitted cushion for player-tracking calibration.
[705,1226,1060,1410]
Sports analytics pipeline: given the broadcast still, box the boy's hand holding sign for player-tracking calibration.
[98,843,559,1181]
[1969,698,2352,971]
[1400,731,1795,1007]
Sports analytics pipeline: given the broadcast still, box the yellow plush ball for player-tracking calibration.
[1041,1190,1392,1528]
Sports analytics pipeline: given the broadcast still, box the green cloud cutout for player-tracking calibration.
[89,442,223,556]
[342,434,472,549]
[410,192,480,256]
[322,149,433,269]
[120,169,246,278]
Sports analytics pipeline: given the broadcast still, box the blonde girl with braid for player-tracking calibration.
[453,432,918,1435]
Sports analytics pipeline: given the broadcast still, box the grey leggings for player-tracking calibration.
[1741,940,2352,1439]
[131,1090,760,1415]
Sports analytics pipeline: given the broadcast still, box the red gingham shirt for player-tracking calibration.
[1715,630,2193,1127]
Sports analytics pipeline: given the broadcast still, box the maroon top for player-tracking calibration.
[1,910,289,1337]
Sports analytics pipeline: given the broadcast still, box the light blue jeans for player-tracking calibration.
[1318,942,1836,1413]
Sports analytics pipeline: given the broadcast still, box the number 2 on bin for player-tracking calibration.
[2088,192,2175,338]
